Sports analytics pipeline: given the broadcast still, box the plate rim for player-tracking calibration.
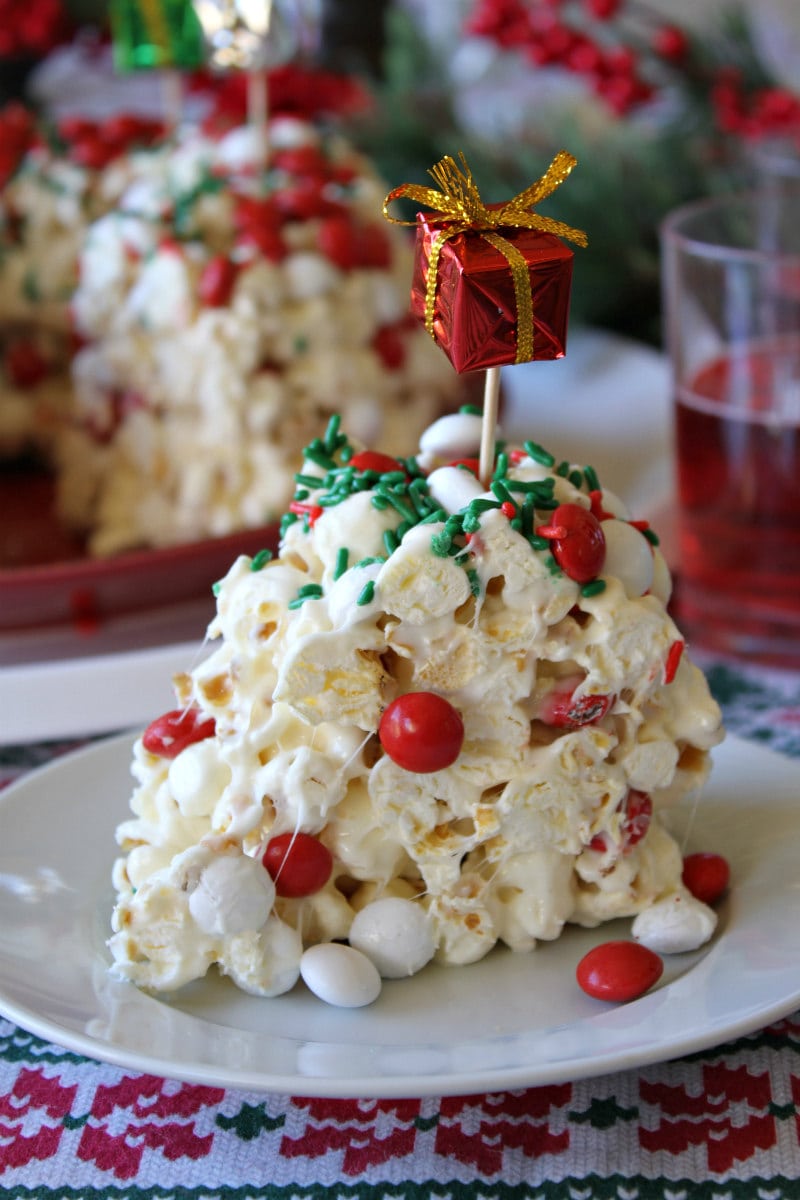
[1,734,798,1100]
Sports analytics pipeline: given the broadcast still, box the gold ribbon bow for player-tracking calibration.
[383,151,587,363]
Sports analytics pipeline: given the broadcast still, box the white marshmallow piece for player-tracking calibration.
[189,854,275,937]
[300,942,382,1007]
[349,897,436,978]
[632,891,717,954]
[426,465,486,516]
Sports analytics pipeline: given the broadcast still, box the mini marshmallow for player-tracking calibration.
[189,853,275,938]
[632,891,717,954]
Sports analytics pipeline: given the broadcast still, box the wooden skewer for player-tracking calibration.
[478,366,501,486]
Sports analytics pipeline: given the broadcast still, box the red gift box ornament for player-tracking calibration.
[383,151,587,374]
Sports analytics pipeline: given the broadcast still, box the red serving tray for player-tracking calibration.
[0,463,279,631]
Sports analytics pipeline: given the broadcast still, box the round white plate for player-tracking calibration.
[0,732,797,1098]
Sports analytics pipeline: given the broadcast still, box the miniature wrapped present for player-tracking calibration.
[384,152,587,374]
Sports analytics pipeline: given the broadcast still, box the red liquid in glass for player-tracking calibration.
[675,341,800,662]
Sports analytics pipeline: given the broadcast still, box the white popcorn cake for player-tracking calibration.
[0,111,459,555]
[108,409,724,1006]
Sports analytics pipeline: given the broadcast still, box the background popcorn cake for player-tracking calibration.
[108,409,724,1007]
[0,109,460,556]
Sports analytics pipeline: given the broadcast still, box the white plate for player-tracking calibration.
[0,732,797,1098]
[0,638,212,743]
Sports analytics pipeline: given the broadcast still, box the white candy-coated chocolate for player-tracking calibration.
[349,897,436,978]
[426,466,486,515]
[601,519,654,599]
[418,412,486,466]
[300,942,382,1007]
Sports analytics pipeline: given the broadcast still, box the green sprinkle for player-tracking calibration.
[304,445,336,470]
[463,513,481,534]
[453,551,471,566]
[642,527,660,546]
[396,520,413,540]
[294,488,309,501]
[494,451,509,479]
[355,556,386,568]
[383,528,400,556]
[444,514,464,534]
[371,494,390,510]
[431,531,452,557]
[323,414,341,453]
[523,440,556,467]
[381,470,407,485]
[294,472,323,489]
[583,464,600,492]
[569,469,584,489]
[297,583,323,599]
[22,269,40,303]
[467,498,501,514]
[357,580,376,606]
[212,579,223,596]
[535,495,559,510]
[556,461,570,477]
[521,496,535,537]
[340,444,353,463]
[383,493,416,523]
[419,508,448,525]
[467,568,482,597]
[510,517,523,532]
[334,547,349,579]
[506,478,550,494]
[250,549,273,571]
[280,511,299,536]
[490,480,513,505]
[545,553,563,577]
[581,579,607,597]
[459,403,482,415]
[529,534,550,551]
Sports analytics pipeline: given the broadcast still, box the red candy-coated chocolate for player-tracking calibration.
[317,214,360,270]
[349,450,405,474]
[262,831,333,897]
[379,692,464,773]
[536,504,605,582]
[589,789,652,855]
[447,457,481,475]
[142,708,216,758]
[682,852,730,905]
[199,256,239,307]
[576,940,663,1002]
[539,677,614,729]
[5,341,48,388]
